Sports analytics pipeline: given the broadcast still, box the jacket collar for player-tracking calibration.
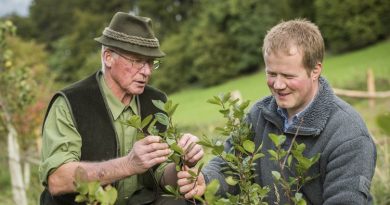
[258,77,335,136]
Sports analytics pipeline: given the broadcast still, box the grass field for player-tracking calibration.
[170,39,390,128]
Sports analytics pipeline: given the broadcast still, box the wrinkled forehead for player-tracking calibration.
[264,43,302,57]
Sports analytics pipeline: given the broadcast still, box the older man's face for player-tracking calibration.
[104,49,155,101]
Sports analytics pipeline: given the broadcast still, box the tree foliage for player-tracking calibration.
[315,0,390,53]
[5,0,390,92]
[137,0,200,40]
[152,0,284,93]
[26,0,133,82]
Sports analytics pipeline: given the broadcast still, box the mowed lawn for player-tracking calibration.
[169,39,390,127]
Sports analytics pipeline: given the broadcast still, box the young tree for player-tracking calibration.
[0,20,48,205]
[0,20,29,205]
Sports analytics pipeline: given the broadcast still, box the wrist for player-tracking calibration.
[122,155,137,176]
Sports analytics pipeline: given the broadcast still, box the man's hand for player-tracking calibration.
[177,167,206,199]
[126,135,170,174]
[178,133,204,167]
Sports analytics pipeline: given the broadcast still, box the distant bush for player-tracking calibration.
[152,0,282,93]
[315,0,390,53]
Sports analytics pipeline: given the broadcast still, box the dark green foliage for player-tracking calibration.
[197,93,320,204]
[137,0,200,40]
[199,93,270,204]
[28,0,132,48]
[124,99,204,204]
[283,0,316,20]
[315,0,390,53]
[27,0,133,82]
[5,0,390,91]
[152,0,283,93]
[74,167,118,205]
[48,11,106,82]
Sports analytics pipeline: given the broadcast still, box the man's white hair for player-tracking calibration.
[101,45,118,73]
[101,45,106,73]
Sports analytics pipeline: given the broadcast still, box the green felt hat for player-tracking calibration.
[95,12,165,58]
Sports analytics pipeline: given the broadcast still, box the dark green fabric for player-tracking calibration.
[95,12,165,58]
[40,71,168,205]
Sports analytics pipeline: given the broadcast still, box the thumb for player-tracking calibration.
[182,165,190,171]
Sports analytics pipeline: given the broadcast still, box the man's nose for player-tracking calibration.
[139,64,152,75]
[273,76,286,90]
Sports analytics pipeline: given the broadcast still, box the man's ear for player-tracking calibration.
[311,62,322,80]
[103,50,114,68]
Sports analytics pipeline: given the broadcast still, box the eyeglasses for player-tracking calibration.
[109,49,160,70]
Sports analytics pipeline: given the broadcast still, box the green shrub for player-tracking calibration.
[152,0,282,93]
[315,0,389,53]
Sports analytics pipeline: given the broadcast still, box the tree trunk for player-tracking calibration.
[7,121,28,205]
[1,97,28,205]
[24,161,31,190]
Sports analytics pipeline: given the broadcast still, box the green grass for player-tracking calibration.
[170,39,390,127]
[322,39,390,89]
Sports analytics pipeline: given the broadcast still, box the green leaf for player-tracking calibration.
[95,186,108,203]
[271,171,281,181]
[205,179,220,202]
[225,176,238,186]
[154,112,169,126]
[295,192,303,200]
[152,100,166,111]
[197,139,212,148]
[169,153,181,165]
[219,109,230,115]
[88,181,101,197]
[147,118,159,135]
[235,145,247,154]
[105,185,118,204]
[175,164,181,172]
[222,92,231,103]
[164,185,180,198]
[295,192,307,205]
[74,194,88,203]
[188,169,197,177]
[268,150,278,160]
[125,115,142,129]
[239,100,250,110]
[212,142,224,155]
[243,140,255,153]
[136,132,144,141]
[253,153,265,161]
[170,143,184,155]
[197,163,204,175]
[75,182,89,195]
[268,133,286,146]
[167,103,179,117]
[225,153,238,163]
[140,115,153,129]
[74,166,88,185]
[287,155,293,167]
[207,96,221,105]
[310,153,321,164]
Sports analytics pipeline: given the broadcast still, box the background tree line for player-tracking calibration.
[5,0,390,93]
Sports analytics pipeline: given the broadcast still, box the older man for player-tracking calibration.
[39,12,203,205]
